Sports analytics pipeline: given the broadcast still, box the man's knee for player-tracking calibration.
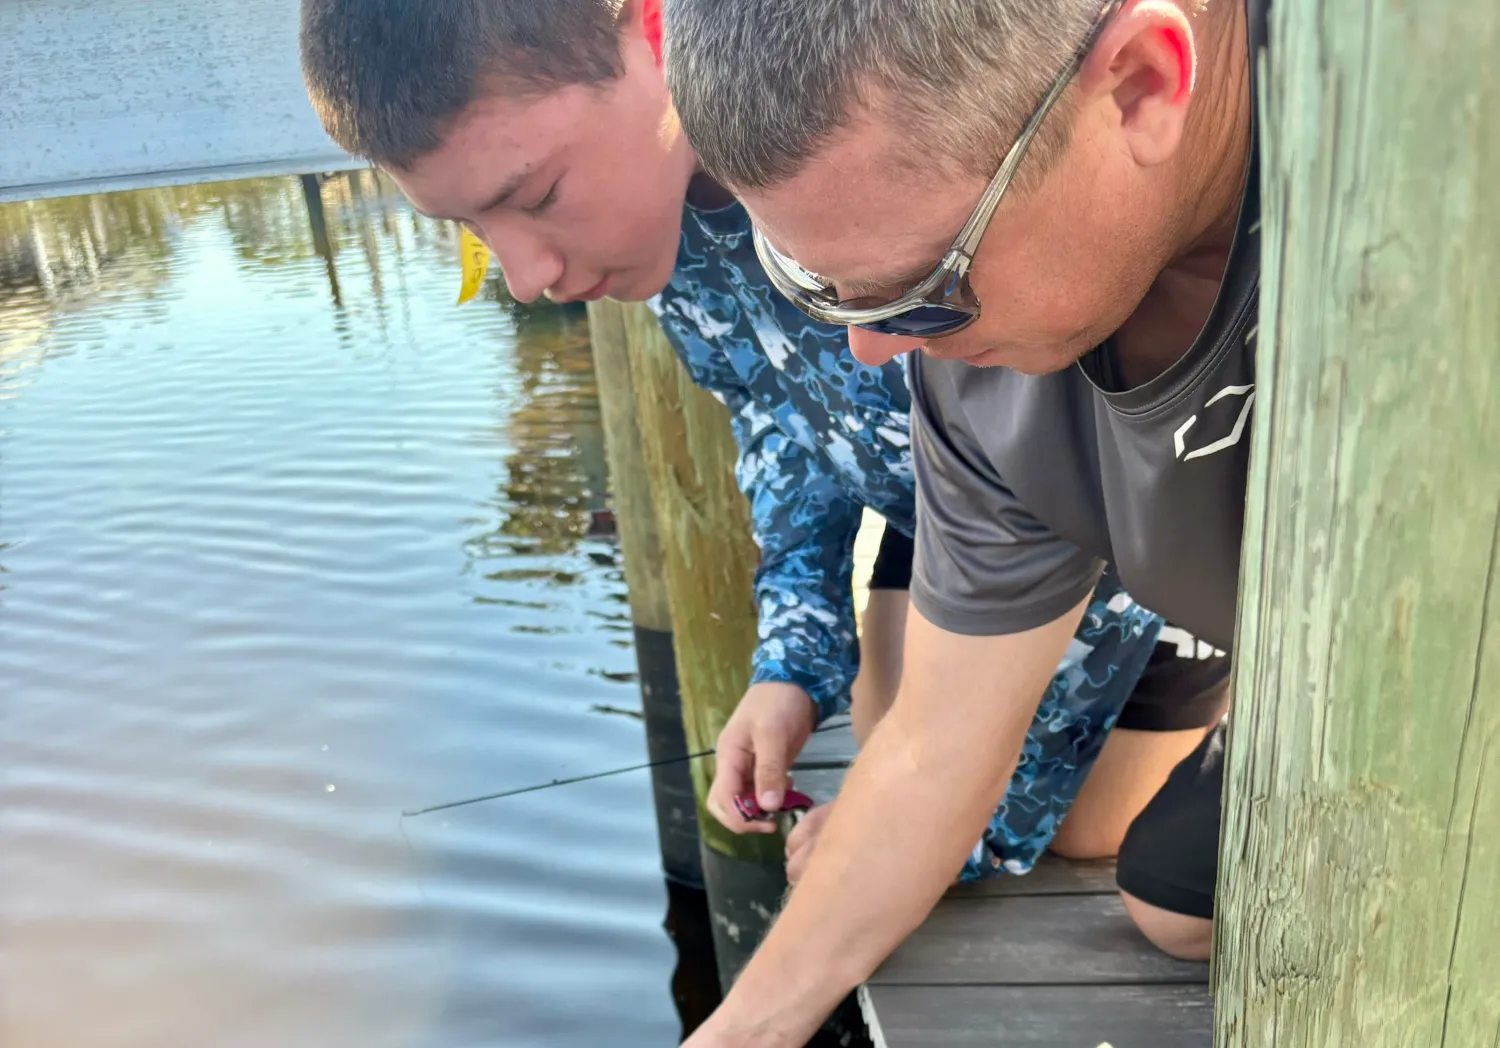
[1110,720,1224,960]
[1120,890,1213,961]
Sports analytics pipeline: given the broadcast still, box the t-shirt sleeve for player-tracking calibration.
[908,355,1103,636]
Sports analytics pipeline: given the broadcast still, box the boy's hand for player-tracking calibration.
[708,681,817,834]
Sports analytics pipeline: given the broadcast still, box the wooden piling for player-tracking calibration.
[586,300,705,890]
[1216,2,1499,1044]
[299,173,332,258]
[299,173,342,306]
[606,301,788,989]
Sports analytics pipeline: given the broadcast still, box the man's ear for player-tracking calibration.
[1083,0,1197,167]
[640,0,665,68]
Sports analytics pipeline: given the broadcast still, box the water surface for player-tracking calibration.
[1,174,684,1048]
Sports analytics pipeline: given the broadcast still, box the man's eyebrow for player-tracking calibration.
[837,258,941,299]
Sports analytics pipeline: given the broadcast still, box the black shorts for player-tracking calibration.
[1116,719,1226,919]
[868,523,915,591]
[1115,629,1229,733]
[868,525,1228,734]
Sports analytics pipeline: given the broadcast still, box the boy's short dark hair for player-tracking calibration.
[300,0,628,168]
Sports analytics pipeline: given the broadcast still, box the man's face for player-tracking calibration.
[387,37,695,305]
[723,0,1228,374]
[736,105,1173,374]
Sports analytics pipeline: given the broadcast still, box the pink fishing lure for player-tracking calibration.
[733,789,815,823]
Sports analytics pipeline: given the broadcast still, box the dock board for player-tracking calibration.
[1,0,357,203]
[796,721,1213,1048]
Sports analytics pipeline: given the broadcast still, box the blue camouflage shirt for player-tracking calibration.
[650,199,911,723]
[648,197,1169,880]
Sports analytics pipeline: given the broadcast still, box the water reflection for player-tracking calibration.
[0,176,693,1047]
[478,316,610,557]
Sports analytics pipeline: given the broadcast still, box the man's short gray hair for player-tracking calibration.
[664,0,1105,190]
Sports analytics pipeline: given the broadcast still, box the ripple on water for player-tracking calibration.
[0,180,680,1048]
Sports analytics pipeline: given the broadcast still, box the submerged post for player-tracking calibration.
[299,173,332,258]
[586,299,703,890]
[1216,3,1499,1045]
[613,302,788,989]
[299,173,341,306]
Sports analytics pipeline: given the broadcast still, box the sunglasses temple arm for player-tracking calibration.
[951,0,1124,263]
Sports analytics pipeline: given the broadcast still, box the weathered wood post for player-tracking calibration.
[1215,3,1499,1045]
[585,299,704,890]
[609,301,789,989]
[589,298,727,1032]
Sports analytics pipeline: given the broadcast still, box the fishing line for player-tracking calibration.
[396,814,431,903]
[401,721,852,818]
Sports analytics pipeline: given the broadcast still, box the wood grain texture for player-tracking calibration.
[870,893,1209,986]
[587,300,701,886]
[617,303,783,865]
[864,984,1212,1048]
[1218,2,1500,1045]
[1,0,357,202]
[585,301,672,631]
[944,855,1119,899]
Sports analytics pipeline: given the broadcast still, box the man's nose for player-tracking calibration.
[482,224,564,304]
[846,325,923,366]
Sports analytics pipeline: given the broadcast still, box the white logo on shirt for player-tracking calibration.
[1173,383,1256,462]
[1159,626,1227,660]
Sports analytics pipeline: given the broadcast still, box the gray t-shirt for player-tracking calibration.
[909,9,1264,654]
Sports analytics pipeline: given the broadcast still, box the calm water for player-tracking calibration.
[0,174,693,1047]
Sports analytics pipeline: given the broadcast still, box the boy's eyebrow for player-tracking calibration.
[419,168,533,222]
[474,169,531,213]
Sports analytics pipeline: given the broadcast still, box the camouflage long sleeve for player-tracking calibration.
[726,393,864,724]
[661,336,865,724]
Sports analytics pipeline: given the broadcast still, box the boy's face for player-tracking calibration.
[388,31,695,305]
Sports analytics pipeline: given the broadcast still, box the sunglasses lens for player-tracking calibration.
[859,304,974,339]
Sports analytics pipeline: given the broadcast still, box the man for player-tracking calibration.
[664,0,1262,1041]
[300,0,1219,965]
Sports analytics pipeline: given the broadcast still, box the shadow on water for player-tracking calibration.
[0,173,847,1046]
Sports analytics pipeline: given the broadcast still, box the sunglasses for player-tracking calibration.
[751,0,1124,340]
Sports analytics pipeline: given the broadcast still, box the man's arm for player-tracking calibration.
[690,598,1087,1047]
[688,352,1107,1045]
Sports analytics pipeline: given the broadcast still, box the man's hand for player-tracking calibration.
[698,599,1089,1045]
[678,1012,787,1048]
[784,803,833,885]
[708,681,818,834]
